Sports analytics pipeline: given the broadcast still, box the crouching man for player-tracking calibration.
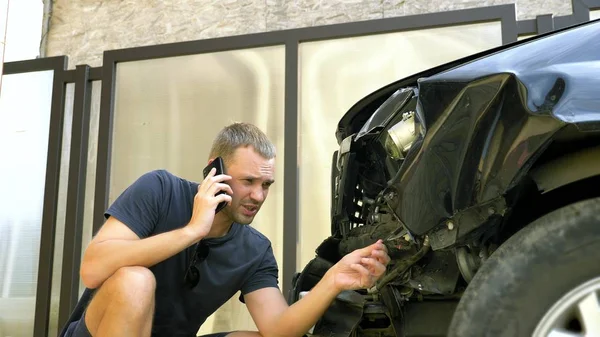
[60,122,390,337]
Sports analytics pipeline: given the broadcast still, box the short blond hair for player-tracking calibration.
[209,122,276,164]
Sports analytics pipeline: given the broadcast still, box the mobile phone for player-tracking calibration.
[203,157,228,213]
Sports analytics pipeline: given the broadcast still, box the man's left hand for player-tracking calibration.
[328,239,391,291]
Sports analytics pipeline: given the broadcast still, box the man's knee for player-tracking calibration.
[84,266,156,333]
[109,266,156,300]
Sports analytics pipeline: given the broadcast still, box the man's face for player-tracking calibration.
[220,146,275,225]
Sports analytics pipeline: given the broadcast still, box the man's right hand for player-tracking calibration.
[185,167,233,240]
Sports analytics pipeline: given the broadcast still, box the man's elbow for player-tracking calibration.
[80,261,105,289]
[80,265,99,289]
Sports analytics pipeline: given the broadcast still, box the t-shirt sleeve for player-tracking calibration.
[103,170,166,239]
[239,244,279,303]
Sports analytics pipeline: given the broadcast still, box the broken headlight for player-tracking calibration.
[384,110,421,160]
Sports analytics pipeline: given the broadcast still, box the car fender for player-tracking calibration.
[529,145,600,194]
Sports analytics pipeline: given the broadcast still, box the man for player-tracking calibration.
[61,122,390,337]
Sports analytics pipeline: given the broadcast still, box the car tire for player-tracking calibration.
[447,197,600,337]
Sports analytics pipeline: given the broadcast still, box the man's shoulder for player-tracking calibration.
[240,225,272,246]
[119,169,195,211]
[136,169,193,189]
[141,168,180,182]
[230,224,275,258]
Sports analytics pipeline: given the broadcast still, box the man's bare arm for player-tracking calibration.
[80,216,198,289]
[81,169,233,289]
[244,241,390,337]
[243,273,339,337]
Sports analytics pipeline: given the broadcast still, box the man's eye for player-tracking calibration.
[244,179,253,184]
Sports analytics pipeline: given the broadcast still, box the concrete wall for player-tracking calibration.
[46,0,573,68]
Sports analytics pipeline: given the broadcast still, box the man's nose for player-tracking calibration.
[250,187,265,203]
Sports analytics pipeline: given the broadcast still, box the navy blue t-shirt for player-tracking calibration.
[86,169,278,336]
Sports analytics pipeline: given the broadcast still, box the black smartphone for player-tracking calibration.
[203,156,228,213]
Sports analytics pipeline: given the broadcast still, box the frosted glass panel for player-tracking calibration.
[298,21,502,269]
[110,46,285,334]
[0,70,54,337]
[47,83,74,337]
[0,0,7,77]
[80,81,102,296]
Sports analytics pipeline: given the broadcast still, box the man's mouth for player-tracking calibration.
[241,204,259,215]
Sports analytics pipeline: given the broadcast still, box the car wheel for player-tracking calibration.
[447,197,600,337]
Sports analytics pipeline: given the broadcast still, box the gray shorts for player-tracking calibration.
[63,316,230,337]
[62,316,92,337]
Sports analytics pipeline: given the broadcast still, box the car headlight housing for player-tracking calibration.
[383,110,420,160]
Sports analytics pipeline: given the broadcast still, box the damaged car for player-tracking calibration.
[288,18,600,337]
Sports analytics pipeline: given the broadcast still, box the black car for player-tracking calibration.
[288,18,600,337]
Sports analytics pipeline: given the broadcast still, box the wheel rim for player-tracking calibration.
[533,276,600,337]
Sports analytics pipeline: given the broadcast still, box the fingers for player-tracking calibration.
[367,240,390,266]
[353,241,390,269]
[209,182,233,197]
[356,243,378,257]
[205,167,217,179]
[200,167,217,190]
[212,173,232,183]
[360,257,386,277]
[350,263,371,278]
[216,193,233,205]
[371,249,391,265]
[357,239,387,256]
[198,170,232,194]
[371,240,384,250]
[201,167,231,182]
[350,263,376,288]
[198,180,233,209]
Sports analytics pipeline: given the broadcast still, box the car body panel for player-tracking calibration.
[334,19,600,236]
